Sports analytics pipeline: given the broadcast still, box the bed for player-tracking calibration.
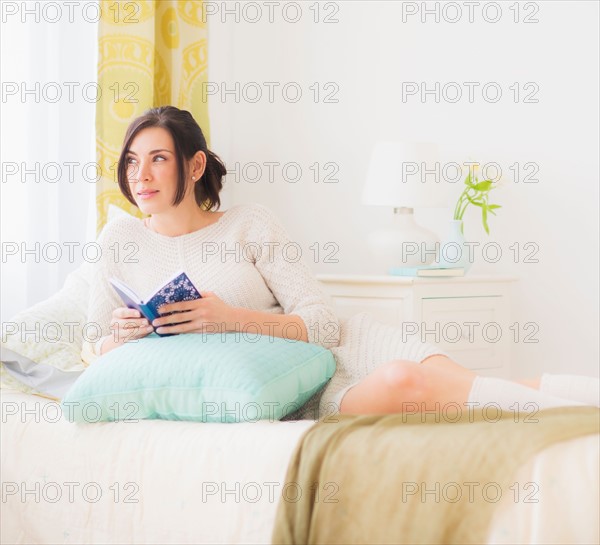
[2,389,599,545]
[2,263,599,545]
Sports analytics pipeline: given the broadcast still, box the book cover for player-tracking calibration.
[109,271,202,337]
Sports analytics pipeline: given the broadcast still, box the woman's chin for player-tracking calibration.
[134,200,160,215]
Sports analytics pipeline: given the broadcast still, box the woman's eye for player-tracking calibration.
[153,155,166,162]
[126,157,136,165]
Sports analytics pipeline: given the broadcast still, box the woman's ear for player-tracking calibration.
[190,150,207,181]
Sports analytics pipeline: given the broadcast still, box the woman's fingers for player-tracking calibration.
[115,323,153,341]
[113,307,142,319]
[121,318,149,329]
[109,308,154,342]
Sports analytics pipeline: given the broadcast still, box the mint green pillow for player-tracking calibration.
[61,333,335,423]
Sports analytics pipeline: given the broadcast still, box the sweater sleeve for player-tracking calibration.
[80,221,126,363]
[249,204,341,350]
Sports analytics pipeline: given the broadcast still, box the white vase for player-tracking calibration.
[435,220,473,271]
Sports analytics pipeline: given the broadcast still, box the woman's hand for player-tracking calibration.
[109,307,154,344]
[152,292,237,335]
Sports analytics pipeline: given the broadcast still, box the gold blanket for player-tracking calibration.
[272,407,600,545]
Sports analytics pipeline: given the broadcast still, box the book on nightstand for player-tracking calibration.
[388,266,465,277]
[109,271,202,337]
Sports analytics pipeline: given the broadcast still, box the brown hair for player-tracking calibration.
[117,106,226,210]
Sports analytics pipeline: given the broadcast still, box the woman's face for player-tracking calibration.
[126,127,192,215]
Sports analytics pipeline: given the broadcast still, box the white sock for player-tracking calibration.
[539,374,600,408]
[468,376,585,413]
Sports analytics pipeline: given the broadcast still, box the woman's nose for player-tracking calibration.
[137,160,152,182]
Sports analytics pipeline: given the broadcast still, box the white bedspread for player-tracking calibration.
[2,391,598,545]
[1,391,314,545]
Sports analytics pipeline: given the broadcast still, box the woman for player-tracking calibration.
[86,106,340,359]
[85,106,599,418]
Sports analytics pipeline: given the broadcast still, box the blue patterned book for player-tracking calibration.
[109,271,202,337]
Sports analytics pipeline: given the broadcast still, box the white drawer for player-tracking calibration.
[422,297,507,370]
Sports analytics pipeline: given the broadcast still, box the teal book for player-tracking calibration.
[109,271,202,337]
[389,266,465,277]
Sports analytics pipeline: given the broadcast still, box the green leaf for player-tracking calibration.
[482,206,490,235]
[473,180,493,192]
[488,204,502,209]
[466,195,484,207]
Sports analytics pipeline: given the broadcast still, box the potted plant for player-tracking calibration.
[437,165,502,270]
[453,165,502,235]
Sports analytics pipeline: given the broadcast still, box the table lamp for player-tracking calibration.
[362,141,448,270]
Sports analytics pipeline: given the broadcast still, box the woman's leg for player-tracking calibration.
[339,356,592,414]
[329,312,598,416]
[512,375,599,407]
[340,355,475,414]
[516,378,541,389]
[537,373,599,406]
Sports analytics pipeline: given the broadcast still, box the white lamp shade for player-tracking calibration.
[362,141,451,208]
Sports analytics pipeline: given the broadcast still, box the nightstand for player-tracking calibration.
[316,274,517,378]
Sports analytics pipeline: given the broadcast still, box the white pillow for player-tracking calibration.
[1,261,92,395]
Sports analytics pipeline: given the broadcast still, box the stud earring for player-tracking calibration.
[192,176,196,181]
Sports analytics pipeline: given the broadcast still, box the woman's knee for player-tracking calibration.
[379,359,423,391]
[420,354,475,377]
[339,359,425,414]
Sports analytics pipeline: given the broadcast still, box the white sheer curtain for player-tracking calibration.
[0,2,97,321]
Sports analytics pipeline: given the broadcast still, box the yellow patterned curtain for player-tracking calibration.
[96,0,209,234]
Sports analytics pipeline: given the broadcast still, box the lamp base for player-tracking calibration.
[366,208,439,269]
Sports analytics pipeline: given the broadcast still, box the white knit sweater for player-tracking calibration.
[84,202,448,417]
[84,203,341,358]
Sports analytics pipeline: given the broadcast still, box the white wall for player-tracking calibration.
[209,1,599,378]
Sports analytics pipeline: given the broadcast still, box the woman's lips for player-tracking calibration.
[137,190,159,200]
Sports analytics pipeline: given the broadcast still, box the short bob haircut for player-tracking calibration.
[117,106,226,211]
